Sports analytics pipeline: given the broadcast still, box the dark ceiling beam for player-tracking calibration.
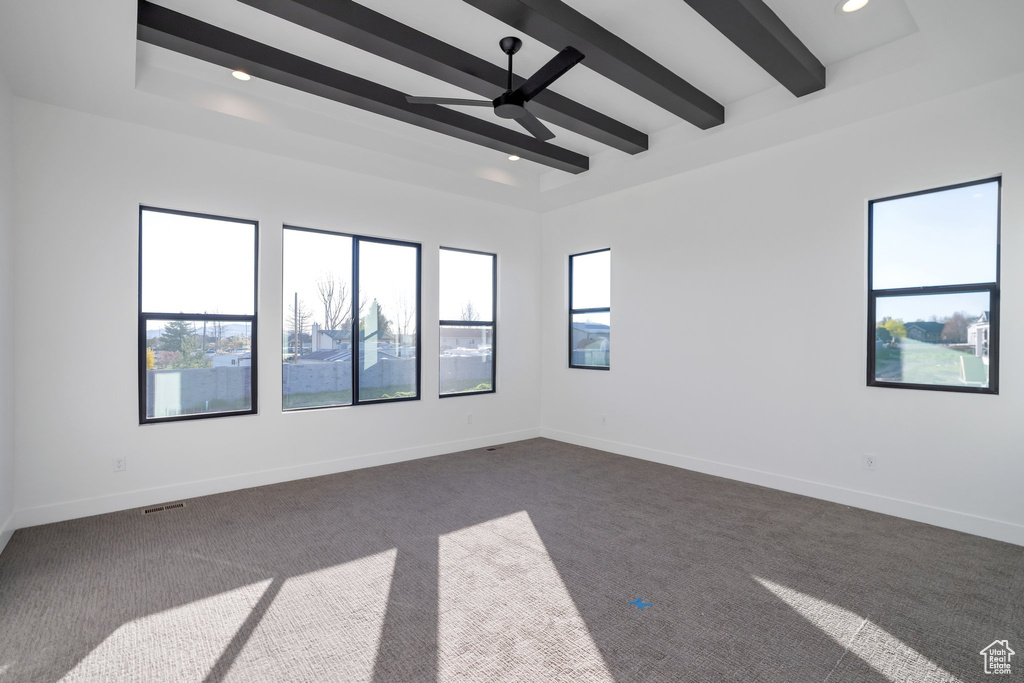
[462,0,724,129]
[682,0,825,97]
[238,0,648,155]
[136,1,589,174]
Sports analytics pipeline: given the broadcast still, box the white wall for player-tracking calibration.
[11,99,542,527]
[0,68,15,551]
[541,72,1024,546]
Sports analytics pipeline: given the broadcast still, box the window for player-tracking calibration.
[139,207,258,423]
[282,227,420,410]
[439,248,496,396]
[868,178,1000,393]
[569,248,610,369]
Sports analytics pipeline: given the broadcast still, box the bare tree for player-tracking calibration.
[394,295,416,356]
[316,273,350,331]
[210,319,224,351]
[460,300,480,322]
[288,296,312,359]
[941,311,970,343]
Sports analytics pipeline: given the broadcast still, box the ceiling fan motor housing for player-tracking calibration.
[493,91,527,119]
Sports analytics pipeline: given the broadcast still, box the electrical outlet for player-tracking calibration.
[600,414,607,426]
[113,457,126,473]
[863,454,877,471]
[466,413,472,425]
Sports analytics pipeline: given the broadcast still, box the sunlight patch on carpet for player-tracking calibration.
[754,576,962,683]
[438,510,613,681]
[227,549,398,681]
[61,578,274,681]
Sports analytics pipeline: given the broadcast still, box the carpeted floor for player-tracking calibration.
[0,438,1020,682]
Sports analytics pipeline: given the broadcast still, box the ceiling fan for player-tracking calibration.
[406,37,584,141]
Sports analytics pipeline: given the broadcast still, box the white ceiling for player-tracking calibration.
[0,0,1021,210]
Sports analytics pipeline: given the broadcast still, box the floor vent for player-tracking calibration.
[486,446,504,452]
[143,502,186,515]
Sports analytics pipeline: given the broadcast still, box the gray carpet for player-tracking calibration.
[0,438,1020,682]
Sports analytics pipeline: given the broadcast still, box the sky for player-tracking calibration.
[571,250,611,310]
[144,214,498,343]
[872,180,998,291]
[282,230,419,334]
[439,249,493,321]
[141,210,256,315]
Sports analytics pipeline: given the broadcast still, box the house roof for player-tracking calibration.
[301,349,350,362]
[573,322,610,334]
[905,321,944,333]
[320,329,352,340]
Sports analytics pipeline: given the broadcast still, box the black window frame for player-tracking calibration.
[138,206,260,424]
[867,176,1001,394]
[568,247,611,371]
[439,246,497,398]
[282,225,422,411]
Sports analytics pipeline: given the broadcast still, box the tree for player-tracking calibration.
[172,331,211,369]
[146,347,155,370]
[360,298,393,340]
[880,317,907,340]
[210,319,225,351]
[288,297,312,358]
[460,300,480,322]
[316,273,350,331]
[159,320,195,353]
[941,311,970,343]
[394,295,415,356]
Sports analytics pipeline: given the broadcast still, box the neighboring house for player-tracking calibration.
[904,321,944,343]
[572,321,610,350]
[297,349,350,363]
[283,330,312,353]
[967,311,990,360]
[311,323,353,352]
[441,326,493,353]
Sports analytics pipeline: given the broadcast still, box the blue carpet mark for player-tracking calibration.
[629,598,652,610]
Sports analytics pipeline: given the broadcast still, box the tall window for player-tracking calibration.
[569,248,610,369]
[282,227,420,410]
[139,207,258,423]
[868,178,1000,393]
[439,248,496,397]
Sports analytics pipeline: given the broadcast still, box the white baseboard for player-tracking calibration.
[541,428,1024,547]
[13,428,540,530]
[0,513,14,556]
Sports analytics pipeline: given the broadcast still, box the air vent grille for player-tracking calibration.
[143,502,186,515]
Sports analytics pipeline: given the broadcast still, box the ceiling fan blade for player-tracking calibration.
[405,96,492,106]
[515,111,555,141]
[514,47,584,102]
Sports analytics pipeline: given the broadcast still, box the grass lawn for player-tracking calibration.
[875,338,984,386]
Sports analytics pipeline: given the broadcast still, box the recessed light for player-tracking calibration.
[508,154,520,161]
[836,0,869,13]
[231,70,252,81]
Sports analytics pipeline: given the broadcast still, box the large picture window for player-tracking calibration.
[283,227,420,410]
[569,248,610,369]
[439,248,496,397]
[139,207,258,423]
[868,178,1000,393]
